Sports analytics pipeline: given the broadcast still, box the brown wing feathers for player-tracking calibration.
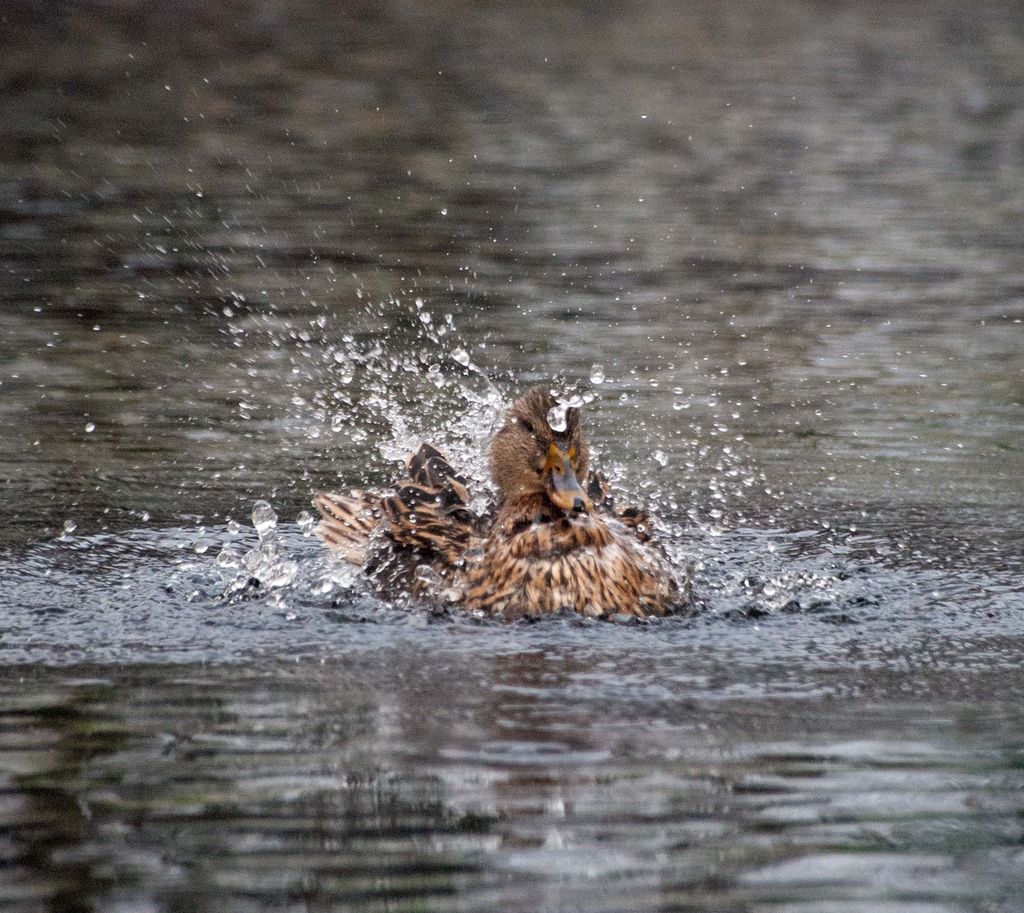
[312,489,379,564]
[314,444,478,566]
[381,444,476,563]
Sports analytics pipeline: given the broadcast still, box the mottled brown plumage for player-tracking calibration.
[314,385,682,618]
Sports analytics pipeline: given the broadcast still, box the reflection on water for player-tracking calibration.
[3,517,1024,911]
[2,0,1024,910]
[2,661,1023,912]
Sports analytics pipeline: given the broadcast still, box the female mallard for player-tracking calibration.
[313,385,682,619]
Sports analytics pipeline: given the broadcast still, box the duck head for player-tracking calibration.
[489,385,593,514]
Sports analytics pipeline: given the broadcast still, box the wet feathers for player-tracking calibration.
[313,386,682,619]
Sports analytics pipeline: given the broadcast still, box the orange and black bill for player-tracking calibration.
[543,444,592,513]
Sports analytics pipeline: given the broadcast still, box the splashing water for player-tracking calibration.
[545,390,586,434]
[296,510,315,536]
[547,403,568,433]
[229,295,509,497]
[251,500,278,540]
[214,291,780,613]
[215,288,929,622]
[212,501,301,601]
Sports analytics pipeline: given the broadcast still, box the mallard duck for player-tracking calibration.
[313,384,682,619]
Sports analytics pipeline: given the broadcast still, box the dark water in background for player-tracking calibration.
[2,1,1024,910]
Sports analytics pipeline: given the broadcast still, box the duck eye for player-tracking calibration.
[520,418,536,434]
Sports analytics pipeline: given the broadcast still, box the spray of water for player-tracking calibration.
[207,288,876,620]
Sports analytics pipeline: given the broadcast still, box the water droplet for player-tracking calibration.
[653,449,669,467]
[546,404,568,433]
[589,364,605,385]
[415,564,439,587]
[452,347,471,367]
[84,422,95,433]
[296,510,315,536]
[226,519,241,535]
[251,500,278,540]
[62,519,77,535]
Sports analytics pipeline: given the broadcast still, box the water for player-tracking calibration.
[2,1,1024,910]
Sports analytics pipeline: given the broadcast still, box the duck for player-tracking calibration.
[313,384,683,619]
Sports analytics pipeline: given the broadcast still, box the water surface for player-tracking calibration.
[2,1,1023,910]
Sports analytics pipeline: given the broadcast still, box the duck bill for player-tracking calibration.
[544,445,591,513]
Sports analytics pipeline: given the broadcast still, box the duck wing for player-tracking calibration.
[313,489,380,564]
[380,444,479,564]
